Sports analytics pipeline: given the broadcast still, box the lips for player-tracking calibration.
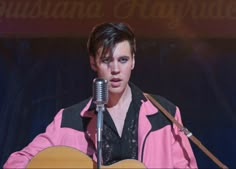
[110,78,121,87]
[111,78,121,82]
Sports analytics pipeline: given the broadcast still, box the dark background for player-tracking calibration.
[0,38,235,168]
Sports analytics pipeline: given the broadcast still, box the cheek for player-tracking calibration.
[97,66,110,77]
[124,67,132,77]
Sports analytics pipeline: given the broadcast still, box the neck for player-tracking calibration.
[107,85,132,108]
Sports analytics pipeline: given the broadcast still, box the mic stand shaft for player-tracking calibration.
[96,105,104,169]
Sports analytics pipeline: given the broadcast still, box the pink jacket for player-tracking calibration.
[4,93,198,168]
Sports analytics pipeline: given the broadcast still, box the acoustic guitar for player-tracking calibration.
[26,146,146,168]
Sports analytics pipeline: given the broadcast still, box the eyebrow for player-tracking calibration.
[101,55,130,60]
[100,55,111,59]
[119,55,129,57]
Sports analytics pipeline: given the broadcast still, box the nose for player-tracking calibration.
[110,61,120,75]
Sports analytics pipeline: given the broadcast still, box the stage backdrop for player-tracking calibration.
[1,0,236,38]
[0,0,236,168]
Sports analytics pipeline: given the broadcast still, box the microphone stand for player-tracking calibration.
[96,104,104,169]
[144,93,228,169]
[93,77,108,169]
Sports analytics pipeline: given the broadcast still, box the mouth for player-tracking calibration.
[111,78,121,82]
[110,78,121,87]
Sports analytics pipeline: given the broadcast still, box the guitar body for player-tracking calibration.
[26,146,146,168]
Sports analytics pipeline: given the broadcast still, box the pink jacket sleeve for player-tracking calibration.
[3,109,64,169]
[172,107,198,168]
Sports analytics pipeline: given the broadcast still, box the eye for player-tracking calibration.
[119,57,129,63]
[101,57,110,64]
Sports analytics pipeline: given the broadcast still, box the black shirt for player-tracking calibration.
[102,97,139,165]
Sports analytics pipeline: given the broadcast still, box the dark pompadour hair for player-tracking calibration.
[87,22,136,58]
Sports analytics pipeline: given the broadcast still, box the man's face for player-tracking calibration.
[90,40,135,94]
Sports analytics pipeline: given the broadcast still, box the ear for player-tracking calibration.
[89,56,97,71]
[131,54,135,70]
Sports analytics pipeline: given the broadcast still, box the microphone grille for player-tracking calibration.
[93,78,108,105]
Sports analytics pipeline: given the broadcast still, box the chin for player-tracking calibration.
[109,87,125,95]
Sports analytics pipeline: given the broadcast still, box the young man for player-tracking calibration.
[4,22,198,168]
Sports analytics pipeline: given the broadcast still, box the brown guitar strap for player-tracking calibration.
[144,93,228,169]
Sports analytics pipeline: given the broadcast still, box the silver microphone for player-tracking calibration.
[93,78,108,106]
[93,78,108,168]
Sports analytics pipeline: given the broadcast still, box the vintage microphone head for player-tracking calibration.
[93,78,108,105]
